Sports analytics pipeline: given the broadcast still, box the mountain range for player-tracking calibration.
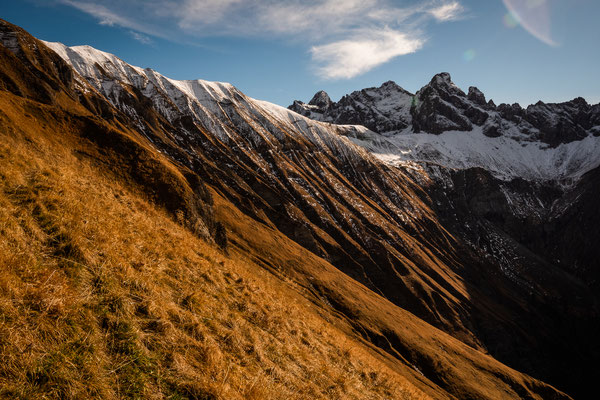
[1,18,598,399]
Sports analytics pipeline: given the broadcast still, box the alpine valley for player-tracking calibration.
[0,18,598,399]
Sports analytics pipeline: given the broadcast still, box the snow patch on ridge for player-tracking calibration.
[44,40,236,104]
[349,127,600,184]
[44,40,373,164]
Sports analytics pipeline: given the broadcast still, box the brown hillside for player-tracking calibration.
[0,91,432,399]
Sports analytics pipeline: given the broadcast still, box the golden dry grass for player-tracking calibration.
[0,93,428,399]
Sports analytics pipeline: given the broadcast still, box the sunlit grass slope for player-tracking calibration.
[0,92,427,399]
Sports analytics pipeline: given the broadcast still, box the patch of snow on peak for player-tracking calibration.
[43,41,145,84]
[44,41,240,108]
[349,126,600,184]
[168,79,235,103]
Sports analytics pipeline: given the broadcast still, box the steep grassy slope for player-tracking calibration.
[0,92,432,399]
[0,84,569,400]
[213,191,573,400]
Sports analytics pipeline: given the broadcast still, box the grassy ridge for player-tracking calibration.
[0,92,426,399]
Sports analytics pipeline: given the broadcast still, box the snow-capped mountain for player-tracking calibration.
[289,80,414,133]
[44,41,376,165]
[291,73,600,184]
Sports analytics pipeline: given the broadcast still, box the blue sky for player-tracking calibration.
[3,0,599,107]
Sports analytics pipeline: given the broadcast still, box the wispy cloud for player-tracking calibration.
[311,29,424,79]
[429,1,464,22]
[60,1,134,29]
[176,0,247,29]
[58,0,171,38]
[170,0,395,38]
[130,31,152,45]
[57,0,466,79]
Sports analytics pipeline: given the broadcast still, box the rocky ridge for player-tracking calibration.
[291,73,600,184]
[291,72,600,146]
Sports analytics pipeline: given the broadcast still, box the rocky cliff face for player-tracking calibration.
[2,18,599,398]
[289,80,414,133]
[411,72,487,134]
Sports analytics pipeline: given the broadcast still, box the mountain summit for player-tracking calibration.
[290,80,414,133]
[291,72,600,144]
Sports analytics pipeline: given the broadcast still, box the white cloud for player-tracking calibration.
[58,0,466,79]
[61,1,119,26]
[171,0,397,38]
[130,31,152,44]
[311,29,424,79]
[256,0,380,36]
[429,1,464,21]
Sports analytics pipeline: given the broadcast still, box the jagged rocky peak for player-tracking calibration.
[421,72,467,98]
[381,80,399,87]
[468,86,487,105]
[522,98,598,145]
[497,102,524,120]
[378,79,411,94]
[308,90,332,109]
[431,71,451,84]
[288,71,600,148]
[411,72,487,134]
[568,96,589,107]
[288,90,332,118]
[288,80,414,133]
